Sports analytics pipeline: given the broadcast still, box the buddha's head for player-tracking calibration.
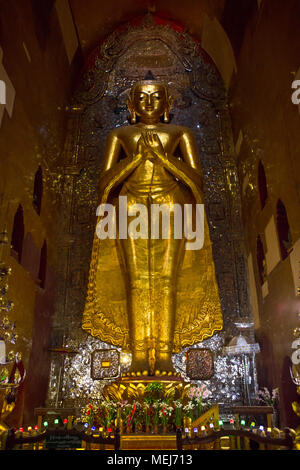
[127,76,173,124]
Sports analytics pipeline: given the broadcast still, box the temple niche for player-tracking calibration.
[47,15,258,416]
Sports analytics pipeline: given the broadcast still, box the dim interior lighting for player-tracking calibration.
[43,421,48,427]
[240,420,246,426]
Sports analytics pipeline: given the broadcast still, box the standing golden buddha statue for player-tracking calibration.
[82,76,223,377]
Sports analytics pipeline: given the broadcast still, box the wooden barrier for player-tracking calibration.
[176,427,295,451]
[4,427,121,451]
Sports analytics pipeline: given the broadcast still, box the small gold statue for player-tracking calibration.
[82,76,223,375]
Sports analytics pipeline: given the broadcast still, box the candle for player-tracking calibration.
[0,340,6,364]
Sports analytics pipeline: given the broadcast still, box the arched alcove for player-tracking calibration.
[256,235,266,285]
[276,199,292,260]
[38,240,47,289]
[33,165,43,216]
[11,204,24,262]
[258,160,268,209]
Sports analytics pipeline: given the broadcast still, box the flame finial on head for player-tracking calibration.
[144,70,156,80]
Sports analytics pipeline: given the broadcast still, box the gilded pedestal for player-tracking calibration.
[102,374,188,402]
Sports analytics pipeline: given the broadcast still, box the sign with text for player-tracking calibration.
[45,433,82,450]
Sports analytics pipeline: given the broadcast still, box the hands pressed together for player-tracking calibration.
[136,131,166,163]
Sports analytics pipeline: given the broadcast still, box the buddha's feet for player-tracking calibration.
[122,357,178,377]
[122,369,180,377]
[155,357,176,375]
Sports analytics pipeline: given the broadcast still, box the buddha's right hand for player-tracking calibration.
[136,134,157,162]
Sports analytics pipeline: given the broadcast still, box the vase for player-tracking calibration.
[146,424,150,434]
[154,424,158,434]
[162,425,167,435]
[126,426,131,434]
[118,418,123,435]
[271,407,280,428]
[197,404,203,419]
[183,417,192,434]
[175,409,182,428]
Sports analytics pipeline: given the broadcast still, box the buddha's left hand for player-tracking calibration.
[141,131,166,162]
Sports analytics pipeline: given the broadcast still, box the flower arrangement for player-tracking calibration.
[84,404,94,426]
[159,402,173,426]
[188,384,211,417]
[183,402,194,419]
[120,401,134,427]
[257,387,279,407]
[152,400,162,425]
[173,399,183,427]
[79,382,215,433]
[144,382,165,402]
[99,400,118,428]
[143,401,152,427]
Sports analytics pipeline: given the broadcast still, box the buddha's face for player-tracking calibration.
[131,83,168,122]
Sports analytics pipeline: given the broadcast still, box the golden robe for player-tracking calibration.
[82,155,223,354]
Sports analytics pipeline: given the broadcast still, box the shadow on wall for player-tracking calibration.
[256,332,275,386]
[281,355,300,429]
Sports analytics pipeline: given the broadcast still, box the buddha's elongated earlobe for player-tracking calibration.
[130,110,136,124]
[127,94,136,124]
[163,94,173,122]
